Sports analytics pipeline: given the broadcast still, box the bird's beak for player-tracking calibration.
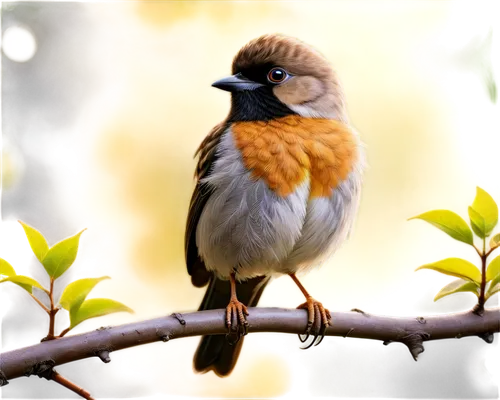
[212,73,264,92]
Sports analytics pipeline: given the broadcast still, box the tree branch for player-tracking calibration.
[0,307,499,385]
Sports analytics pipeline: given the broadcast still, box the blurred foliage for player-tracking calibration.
[1,147,23,190]
[455,30,497,103]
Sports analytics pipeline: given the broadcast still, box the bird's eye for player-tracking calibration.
[267,67,288,84]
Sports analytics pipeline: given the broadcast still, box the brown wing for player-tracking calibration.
[185,122,226,287]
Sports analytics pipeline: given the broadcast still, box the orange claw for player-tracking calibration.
[226,298,249,330]
[297,297,331,349]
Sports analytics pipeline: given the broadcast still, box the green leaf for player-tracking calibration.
[468,206,487,239]
[19,221,49,263]
[486,275,500,300]
[60,276,110,313]
[0,258,16,277]
[0,275,46,294]
[434,278,479,301]
[409,210,473,245]
[486,255,500,282]
[416,258,482,284]
[470,187,498,237]
[70,298,133,328]
[486,264,500,292]
[490,233,500,250]
[486,282,500,301]
[42,229,86,279]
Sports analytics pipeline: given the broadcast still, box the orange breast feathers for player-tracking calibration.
[232,115,358,198]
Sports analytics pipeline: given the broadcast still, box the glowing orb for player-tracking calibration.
[2,26,37,62]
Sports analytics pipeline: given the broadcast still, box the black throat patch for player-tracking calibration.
[227,87,297,122]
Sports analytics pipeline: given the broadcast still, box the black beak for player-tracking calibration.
[212,73,264,92]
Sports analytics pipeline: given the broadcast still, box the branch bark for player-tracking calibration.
[0,307,499,385]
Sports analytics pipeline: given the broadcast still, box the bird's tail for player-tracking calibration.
[193,275,270,377]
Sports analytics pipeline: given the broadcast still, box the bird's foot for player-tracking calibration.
[225,298,249,344]
[297,297,331,349]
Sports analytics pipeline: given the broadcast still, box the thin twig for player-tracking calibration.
[475,237,490,315]
[58,327,71,338]
[28,294,50,314]
[45,278,58,340]
[485,246,497,258]
[50,370,95,400]
[0,306,498,383]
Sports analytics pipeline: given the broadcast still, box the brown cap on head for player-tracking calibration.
[232,34,331,79]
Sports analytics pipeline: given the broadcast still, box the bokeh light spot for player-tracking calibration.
[2,26,37,62]
[1,139,25,190]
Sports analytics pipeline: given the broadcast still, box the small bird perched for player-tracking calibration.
[185,33,363,376]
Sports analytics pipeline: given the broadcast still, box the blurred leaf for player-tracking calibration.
[470,187,498,237]
[490,233,500,250]
[0,275,46,294]
[0,258,16,277]
[468,206,486,238]
[486,255,500,282]
[416,258,482,284]
[70,298,133,328]
[19,221,49,263]
[2,148,22,189]
[409,210,473,245]
[486,270,500,295]
[434,278,479,301]
[486,282,500,301]
[42,230,86,279]
[60,276,110,314]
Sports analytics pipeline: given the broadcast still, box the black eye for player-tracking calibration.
[267,67,288,83]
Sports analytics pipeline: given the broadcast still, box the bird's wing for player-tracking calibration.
[185,122,226,287]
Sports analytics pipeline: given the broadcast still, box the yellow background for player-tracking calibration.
[38,0,492,398]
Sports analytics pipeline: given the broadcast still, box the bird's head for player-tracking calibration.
[213,34,346,122]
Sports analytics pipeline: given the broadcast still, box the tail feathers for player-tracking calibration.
[194,275,269,377]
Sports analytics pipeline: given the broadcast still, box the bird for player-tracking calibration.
[185,33,363,377]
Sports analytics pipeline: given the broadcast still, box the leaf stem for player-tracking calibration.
[485,246,496,258]
[58,327,72,338]
[29,293,50,314]
[474,237,488,315]
[45,278,59,341]
[50,370,95,400]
